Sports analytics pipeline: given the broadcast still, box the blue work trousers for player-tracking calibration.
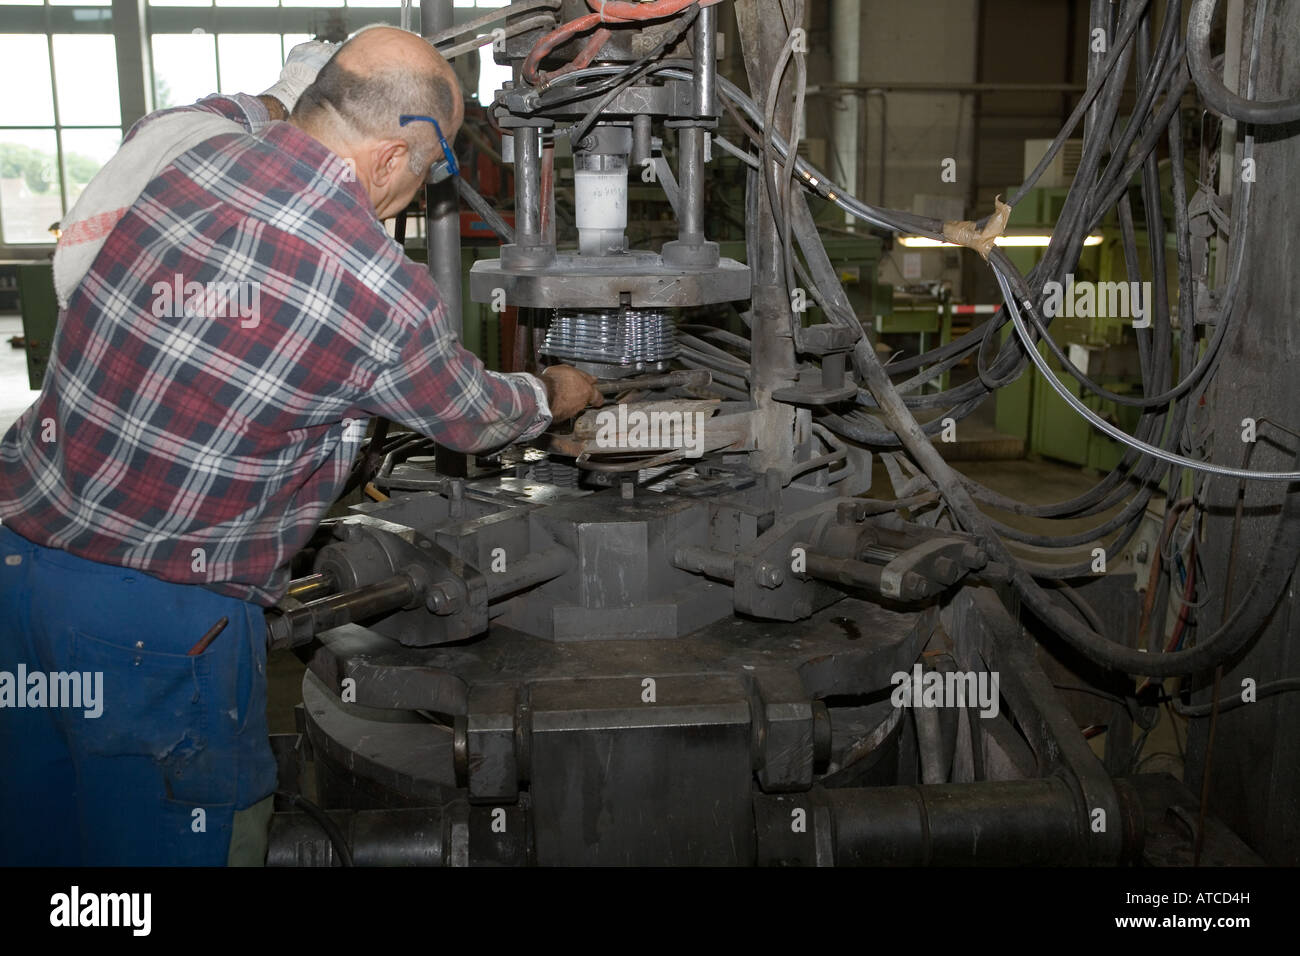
[0,524,277,865]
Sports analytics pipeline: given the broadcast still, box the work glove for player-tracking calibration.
[262,40,339,113]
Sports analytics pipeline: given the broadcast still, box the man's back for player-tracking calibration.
[0,102,542,605]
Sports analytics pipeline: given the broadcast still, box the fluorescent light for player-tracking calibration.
[898,234,1104,248]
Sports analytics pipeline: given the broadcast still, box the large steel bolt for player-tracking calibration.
[426,584,460,616]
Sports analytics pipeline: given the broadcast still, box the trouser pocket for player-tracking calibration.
[70,627,237,809]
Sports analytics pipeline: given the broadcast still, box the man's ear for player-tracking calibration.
[368,139,409,188]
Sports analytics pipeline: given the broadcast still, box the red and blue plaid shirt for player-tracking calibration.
[0,94,548,606]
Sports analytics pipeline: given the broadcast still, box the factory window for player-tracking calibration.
[150,33,320,109]
[0,2,507,247]
[0,33,121,245]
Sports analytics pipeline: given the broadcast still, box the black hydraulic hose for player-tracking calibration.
[819,393,992,448]
[1009,506,1150,580]
[1012,66,1252,413]
[851,333,1300,678]
[1187,0,1300,125]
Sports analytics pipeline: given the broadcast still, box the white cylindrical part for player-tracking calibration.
[574,153,628,256]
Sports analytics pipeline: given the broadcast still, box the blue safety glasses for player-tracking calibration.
[398,114,459,184]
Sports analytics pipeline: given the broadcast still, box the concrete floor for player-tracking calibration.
[0,319,1183,779]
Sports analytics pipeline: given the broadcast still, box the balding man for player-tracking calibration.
[0,27,598,865]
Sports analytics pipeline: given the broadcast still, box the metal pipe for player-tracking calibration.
[268,808,448,867]
[285,571,336,602]
[484,546,575,600]
[756,778,1119,866]
[631,114,652,168]
[515,126,543,247]
[267,574,420,650]
[866,89,886,207]
[914,704,948,784]
[830,0,860,226]
[596,368,712,395]
[677,126,706,245]
[812,80,1091,93]
[734,0,799,473]
[673,545,737,582]
[421,0,462,334]
[694,1,716,117]
[804,552,927,601]
[457,178,516,243]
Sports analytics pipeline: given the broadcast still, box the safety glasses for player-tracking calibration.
[398,114,459,184]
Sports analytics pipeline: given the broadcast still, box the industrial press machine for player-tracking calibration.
[260,0,1271,866]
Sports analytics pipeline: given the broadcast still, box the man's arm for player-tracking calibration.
[359,299,604,453]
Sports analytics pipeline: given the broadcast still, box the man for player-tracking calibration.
[0,27,599,865]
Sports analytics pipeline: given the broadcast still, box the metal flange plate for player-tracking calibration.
[469,252,751,309]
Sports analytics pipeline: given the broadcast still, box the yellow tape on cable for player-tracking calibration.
[942,196,1012,260]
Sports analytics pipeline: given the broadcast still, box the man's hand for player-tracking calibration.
[262,40,339,114]
[540,365,603,421]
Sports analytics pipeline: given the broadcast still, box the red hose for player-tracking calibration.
[538,26,613,85]
[524,0,722,86]
[584,0,720,20]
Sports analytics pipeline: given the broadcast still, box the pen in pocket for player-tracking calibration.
[187,617,229,656]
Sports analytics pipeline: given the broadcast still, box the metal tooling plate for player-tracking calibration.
[301,598,930,715]
[300,669,462,808]
[469,254,751,309]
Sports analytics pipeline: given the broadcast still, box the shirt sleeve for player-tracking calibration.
[360,295,553,454]
[123,93,275,146]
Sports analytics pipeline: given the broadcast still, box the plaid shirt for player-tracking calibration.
[0,94,549,606]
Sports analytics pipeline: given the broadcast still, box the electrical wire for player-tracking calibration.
[1187,0,1300,125]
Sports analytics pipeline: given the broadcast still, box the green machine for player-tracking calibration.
[993,185,1174,472]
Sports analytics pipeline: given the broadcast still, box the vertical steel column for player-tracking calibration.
[662,3,719,268]
[1188,3,1300,866]
[830,0,859,227]
[421,0,462,335]
[516,126,543,247]
[676,129,706,243]
[501,125,554,268]
[694,2,716,116]
[734,0,799,474]
[422,0,467,477]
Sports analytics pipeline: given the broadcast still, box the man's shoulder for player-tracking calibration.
[161,124,388,255]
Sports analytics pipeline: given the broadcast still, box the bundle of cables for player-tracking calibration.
[518,0,1300,682]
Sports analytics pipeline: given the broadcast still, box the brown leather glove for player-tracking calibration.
[540,365,604,421]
